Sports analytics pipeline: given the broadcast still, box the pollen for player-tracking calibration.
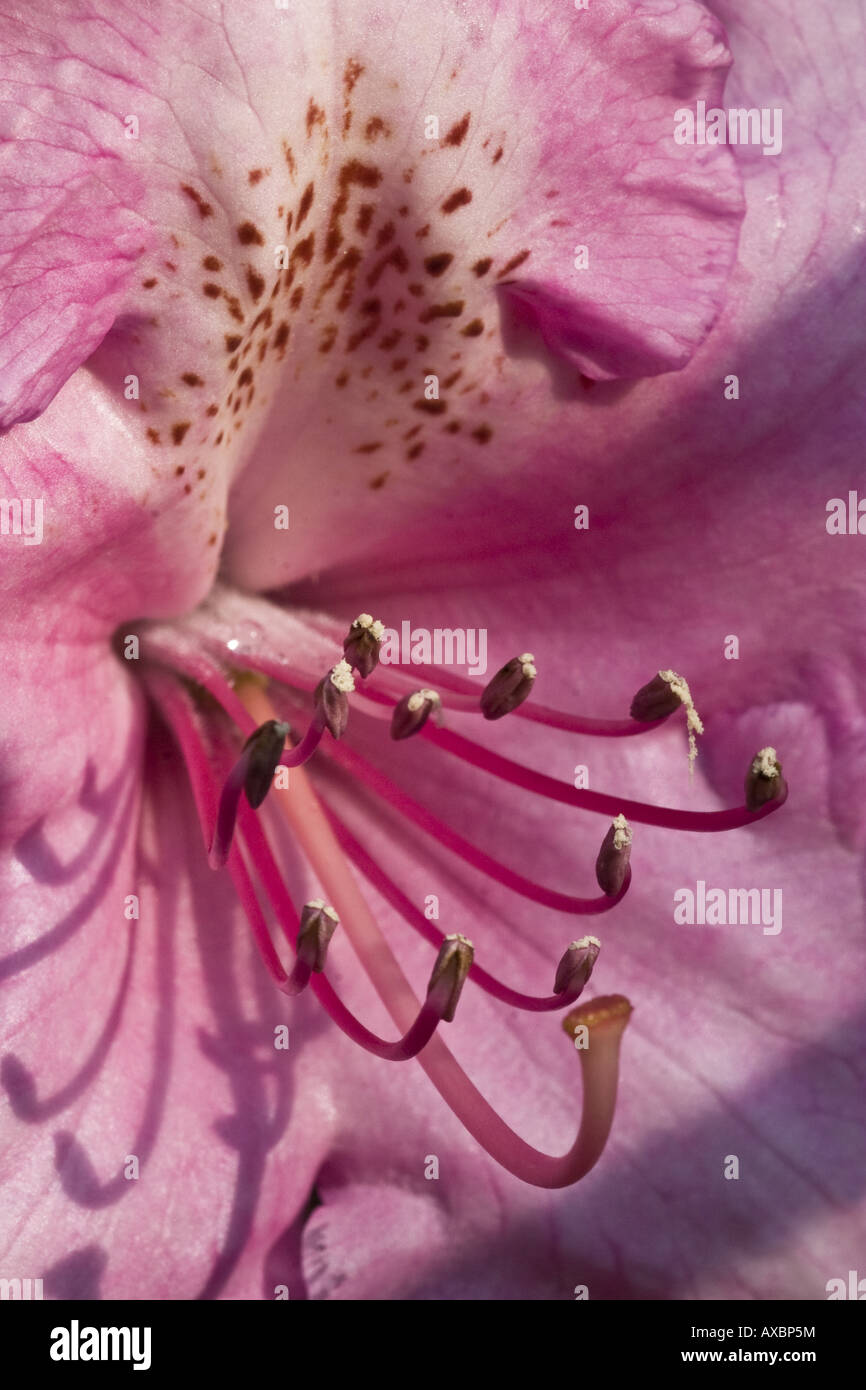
[659,668,704,774]
[612,814,632,850]
[752,747,779,778]
[352,613,385,640]
[329,659,356,693]
[519,653,537,678]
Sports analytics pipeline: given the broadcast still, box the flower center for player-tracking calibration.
[140,610,787,1188]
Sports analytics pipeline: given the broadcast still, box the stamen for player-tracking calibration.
[420,723,786,831]
[390,687,442,740]
[426,933,474,1021]
[296,899,340,971]
[311,726,629,913]
[553,936,601,996]
[745,746,787,811]
[480,653,537,720]
[313,659,355,738]
[320,800,610,1012]
[343,613,386,679]
[631,669,704,774]
[236,679,631,1186]
[595,814,633,896]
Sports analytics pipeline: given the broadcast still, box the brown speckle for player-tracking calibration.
[407,442,425,460]
[306,98,326,135]
[296,182,315,228]
[335,369,350,388]
[375,221,395,249]
[444,113,470,147]
[163,260,177,272]
[238,367,253,387]
[142,278,157,289]
[472,257,492,277]
[369,470,390,490]
[246,267,266,301]
[356,204,375,235]
[355,441,383,454]
[445,420,461,434]
[496,248,531,278]
[146,427,161,445]
[284,144,297,179]
[172,422,191,445]
[180,183,213,218]
[419,300,464,323]
[290,286,304,310]
[273,322,290,354]
[184,483,192,494]
[205,404,218,417]
[248,168,264,185]
[461,318,484,337]
[492,146,503,164]
[224,293,244,323]
[424,252,454,278]
[215,431,224,444]
[203,255,222,272]
[225,334,242,352]
[181,372,204,386]
[208,533,218,545]
[415,334,430,351]
[442,187,472,214]
[291,233,315,268]
[472,424,493,444]
[202,282,221,298]
[413,398,447,415]
[238,221,265,246]
[175,464,185,476]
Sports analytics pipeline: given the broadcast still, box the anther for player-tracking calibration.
[480,653,537,720]
[297,898,340,971]
[554,936,601,996]
[343,613,386,679]
[241,719,290,808]
[426,932,474,1021]
[314,659,355,738]
[745,746,786,811]
[630,669,703,773]
[595,814,632,895]
[390,687,442,740]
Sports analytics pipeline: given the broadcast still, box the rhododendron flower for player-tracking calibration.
[1,0,864,1302]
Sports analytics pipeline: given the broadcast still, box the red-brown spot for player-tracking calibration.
[365,116,390,142]
[403,424,422,440]
[355,441,383,454]
[208,533,217,545]
[361,297,381,315]
[390,357,409,372]
[444,113,470,147]
[163,260,177,272]
[228,356,239,371]
[284,144,297,179]
[346,319,379,352]
[496,248,531,278]
[306,99,326,136]
[205,404,218,417]
[325,160,383,265]
[375,221,395,249]
[441,187,472,214]
[415,223,430,240]
[238,367,253,387]
[197,468,206,480]
[258,341,268,362]
[142,278,157,289]
[273,322,290,354]
[492,146,504,164]
[285,210,293,235]
[203,255,222,272]
[184,483,193,494]
[472,258,493,277]
[181,372,204,386]
[146,427,161,444]
[424,252,453,278]
[180,183,213,218]
[367,244,409,288]
[443,369,462,388]
[224,293,244,322]
[296,182,315,229]
[319,324,337,353]
[172,422,191,444]
[248,168,264,185]
[291,233,315,268]
[378,330,402,350]
[215,431,224,444]
[356,204,375,235]
[461,318,484,337]
[246,266,266,301]
[238,221,265,246]
[175,464,185,476]
[415,334,430,351]
[445,420,461,434]
[290,286,304,310]
[369,470,389,490]
[224,334,242,353]
[407,282,423,297]
[419,300,464,323]
[202,282,221,298]
[472,424,493,444]
[398,204,409,217]
[413,398,447,415]
[335,370,350,388]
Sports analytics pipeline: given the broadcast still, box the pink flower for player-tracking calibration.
[1,0,863,1301]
